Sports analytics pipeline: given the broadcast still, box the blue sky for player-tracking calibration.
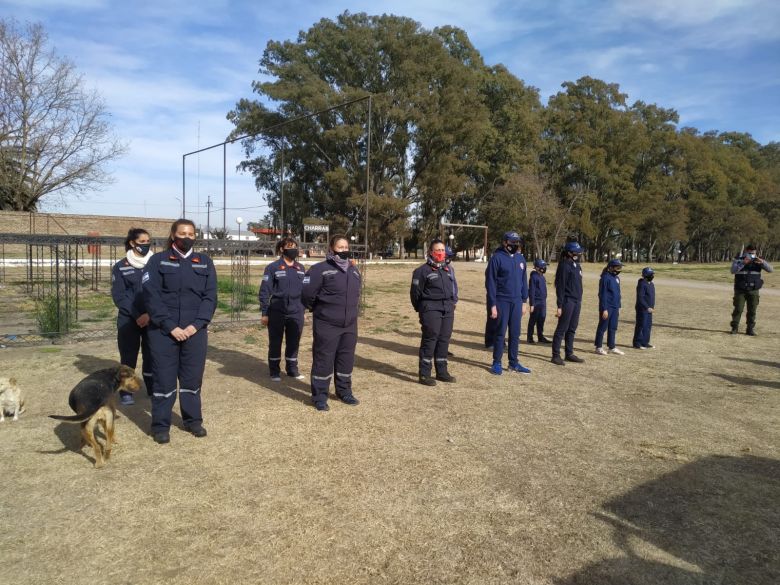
[2,0,778,230]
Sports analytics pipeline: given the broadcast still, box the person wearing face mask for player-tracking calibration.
[633,267,656,349]
[259,237,306,382]
[551,241,585,366]
[527,258,550,344]
[142,219,217,444]
[594,259,624,356]
[730,244,773,336]
[485,231,531,376]
[410,239,458,386]
[111,228,154,405]
[301,235,361,411]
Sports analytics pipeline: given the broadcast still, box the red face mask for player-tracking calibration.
[432,250,446,263]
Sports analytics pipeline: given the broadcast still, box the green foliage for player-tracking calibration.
[35,293,75,335]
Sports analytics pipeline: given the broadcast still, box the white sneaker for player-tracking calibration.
[609,347,625,355]
[644,344,655,349]
[270,375,282,382]
[595,347,608,355]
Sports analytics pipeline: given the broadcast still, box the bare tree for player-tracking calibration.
[0,19,126,211]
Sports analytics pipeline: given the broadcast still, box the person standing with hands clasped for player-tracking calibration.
[551,241,585,366]
[594,259,624,356]
[527,258,550,344]
[730,244,773,336]
[633,267,656,349]
[411,239,457,386]
[485,231,531,376]
[259,238,306,382]
[111,228,154,405]
[143,219,217,444]
[302,235,361,411]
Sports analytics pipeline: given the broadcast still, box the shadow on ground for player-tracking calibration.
[555,455,780,585]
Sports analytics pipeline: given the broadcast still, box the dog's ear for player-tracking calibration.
[115,365,134,384]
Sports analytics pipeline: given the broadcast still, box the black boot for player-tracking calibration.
[436,372,456,383]
[526,337,536,344]
[730,326,738,334]
[419,375,437,386]
[746,327,756,336]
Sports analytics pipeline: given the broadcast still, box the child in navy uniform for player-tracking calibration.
[595,259,624,355]
[633,267,656,349]
[527,259,550,344]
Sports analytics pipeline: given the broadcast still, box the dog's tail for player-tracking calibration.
[49,412,92,423]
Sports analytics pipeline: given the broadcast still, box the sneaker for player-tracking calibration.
[419,376,437,387]
[730,327,738,335]
[287,372,305,380]
[565,354,584,363]
[551,355,565,366]
[642,344,655,349]
[634,345,646,350]
[270,375,282,382]
[608,347,625,355]
[526,337,536,344]
[490,362,503,375]
[119,393,135,406]
[595,347,608,356]
[153,431,170,444]
[509,364,531,374]
[436,373,456,383]
[339,395,360,406]
[314,402,330,412]
[184,424,207,438]
[538,336,552,344]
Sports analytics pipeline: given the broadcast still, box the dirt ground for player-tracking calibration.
[0,262,778,585]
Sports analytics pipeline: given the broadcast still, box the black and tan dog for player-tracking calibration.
[50,365,141,468]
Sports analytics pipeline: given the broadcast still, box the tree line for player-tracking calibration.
[228,12,778,262]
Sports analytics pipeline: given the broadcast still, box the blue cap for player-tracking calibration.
[503,231,522,243]
[608,259,623,268]
[564,241,583,254]
[533,258,547,269]
[642,267,654,278]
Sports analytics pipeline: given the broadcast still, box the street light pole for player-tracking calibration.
[236,216,243,256]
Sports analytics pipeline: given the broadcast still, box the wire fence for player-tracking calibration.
[0,233,366,346]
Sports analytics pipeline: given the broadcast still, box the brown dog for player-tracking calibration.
[50,365,141,468]
[0,377,25,422]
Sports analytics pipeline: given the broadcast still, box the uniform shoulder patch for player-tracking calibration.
[303,276,310,284]
[142,272,150,284]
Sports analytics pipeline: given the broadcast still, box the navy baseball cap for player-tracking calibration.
[503,231,522,243]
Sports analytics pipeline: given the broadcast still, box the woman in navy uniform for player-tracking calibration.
[551,241,584,366]
[410,238,457,386]
[527,258,550,344]
[302,235,361,411]
[259,238,306,382]
[633,267,656,349]
[142,219,217,444]
[111,228,154,405]
[594,259,624,356]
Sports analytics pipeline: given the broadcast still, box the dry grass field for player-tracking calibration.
[1,262,778,585]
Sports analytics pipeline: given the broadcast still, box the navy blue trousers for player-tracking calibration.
[552,300,581,358]
[527,306,546,340]
[310,319,357,405]
[484,297,498,347]
[148,326,208,433]
[594,308,620,349]
[493,299,522,366]
[117,317,153,396]
[267,309,304,376]
[418,309,454,377]
[633,310,653,347]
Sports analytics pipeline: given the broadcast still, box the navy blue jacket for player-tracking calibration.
[555,258,583,308]
[142,249,217,335]
[486,247,529,307]
[111,258,146,320]
[598,271,622,311]
[258,258,305,316]
[635,279,655,311]
[410,259,457,313]
[528,270,547,308]
[302,259,362,327]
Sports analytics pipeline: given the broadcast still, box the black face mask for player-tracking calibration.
[571,254,579,262]
[283,248,299,260]
[506,244,519,254]
[336,251,351,261]
[538,267,547,274]
[174,237,194,253]
[645,275,654,282]
[134,243,151,256]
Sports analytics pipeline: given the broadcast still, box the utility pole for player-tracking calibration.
[206,196,212,251]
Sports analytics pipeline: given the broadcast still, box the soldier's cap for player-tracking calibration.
[503,231,522,243]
